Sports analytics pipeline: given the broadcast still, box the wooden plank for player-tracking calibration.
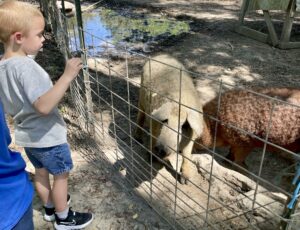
[236,26,268,43]
[263,10,279,46]
[278,41,300,49]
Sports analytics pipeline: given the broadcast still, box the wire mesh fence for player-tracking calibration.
[45,1,300,229]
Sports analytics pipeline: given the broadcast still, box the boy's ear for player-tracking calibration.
[13,32,23,44]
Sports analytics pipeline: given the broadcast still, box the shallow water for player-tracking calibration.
[68,7,190,55]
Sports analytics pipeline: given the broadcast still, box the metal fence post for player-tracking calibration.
[74,0,95,136]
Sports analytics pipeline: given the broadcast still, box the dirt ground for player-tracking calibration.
[3,0,300,229]
[76,0,300,229]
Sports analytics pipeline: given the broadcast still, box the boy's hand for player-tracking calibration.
[63,58,83,81]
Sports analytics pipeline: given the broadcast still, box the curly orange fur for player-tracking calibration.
[196,88,300,165]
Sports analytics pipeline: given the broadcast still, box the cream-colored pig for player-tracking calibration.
[135,54,203,184]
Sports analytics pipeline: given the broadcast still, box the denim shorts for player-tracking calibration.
[24,143,73,175]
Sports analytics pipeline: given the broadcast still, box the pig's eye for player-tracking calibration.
[161,119,168,124]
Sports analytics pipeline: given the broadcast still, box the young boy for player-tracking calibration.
[0,101,34,230]
[0,1,94,229]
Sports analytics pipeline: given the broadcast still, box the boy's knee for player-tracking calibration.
[35,168,49,177]
[53,172,69,180]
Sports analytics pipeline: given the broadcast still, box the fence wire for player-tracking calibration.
[48,1,300,229]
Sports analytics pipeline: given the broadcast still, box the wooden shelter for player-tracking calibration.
[236,0,300,49]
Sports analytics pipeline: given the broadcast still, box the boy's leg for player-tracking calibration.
[35,168,52,205]
[26,144,93,228]
[52,172,69,212]
[25,144,72,222]
[49,145,94,229]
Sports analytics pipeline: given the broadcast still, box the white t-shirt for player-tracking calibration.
[0,56,67,147]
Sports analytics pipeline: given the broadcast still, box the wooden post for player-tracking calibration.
[281,0,295,42]
[235,0,269,44]
[238,0,250,24]
[263,10,279,46]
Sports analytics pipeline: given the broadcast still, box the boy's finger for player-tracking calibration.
[74,58,82,64]
[68,58,81,63]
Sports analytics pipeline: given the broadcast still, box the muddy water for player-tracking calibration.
[68,7,190,55]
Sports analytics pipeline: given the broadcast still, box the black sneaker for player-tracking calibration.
[43,194,71,222]
[54,208,94,230]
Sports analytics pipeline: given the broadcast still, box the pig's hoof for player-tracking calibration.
[179,174,189,185]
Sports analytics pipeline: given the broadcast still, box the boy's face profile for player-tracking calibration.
[16,16,45,56]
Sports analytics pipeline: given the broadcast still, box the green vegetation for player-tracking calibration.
[99,8,190,44]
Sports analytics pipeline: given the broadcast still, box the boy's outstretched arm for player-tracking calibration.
[33,58,82,115]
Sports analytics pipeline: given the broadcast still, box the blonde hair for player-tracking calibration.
[0,0,43,43]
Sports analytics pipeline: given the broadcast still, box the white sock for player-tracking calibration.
[44,203,54,208]
[56,207,69,220]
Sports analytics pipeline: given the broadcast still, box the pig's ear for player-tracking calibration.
[151,102,172,122]
[187,108,203,137]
